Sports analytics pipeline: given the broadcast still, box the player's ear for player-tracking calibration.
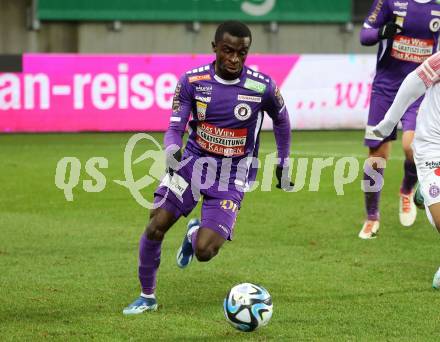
[211,41,217,53]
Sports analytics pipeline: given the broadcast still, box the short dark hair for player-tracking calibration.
[214,21,252,44]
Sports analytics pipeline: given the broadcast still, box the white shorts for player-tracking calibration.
[416,159,440,207]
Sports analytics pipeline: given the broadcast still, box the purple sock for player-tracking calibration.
[138,234,162,295]
[401,159,418,194]
[363,165,384,221]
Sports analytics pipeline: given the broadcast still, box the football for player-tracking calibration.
[223,283,273,332]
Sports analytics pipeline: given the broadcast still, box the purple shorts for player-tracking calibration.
[364,92,422,148]
[153,156,243,241]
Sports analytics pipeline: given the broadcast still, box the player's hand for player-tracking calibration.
[275,165,294,191]
[378,21,402,40]
[165,144,182,176]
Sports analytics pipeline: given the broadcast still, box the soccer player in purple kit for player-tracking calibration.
[358,0,440,239]
[123,21,293,314]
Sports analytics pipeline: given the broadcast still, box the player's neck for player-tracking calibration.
[214,62,243,81]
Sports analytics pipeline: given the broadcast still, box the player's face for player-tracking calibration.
[212,32,251,80]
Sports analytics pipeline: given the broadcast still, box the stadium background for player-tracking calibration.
[0,1,377,132]
[3,1,440,341]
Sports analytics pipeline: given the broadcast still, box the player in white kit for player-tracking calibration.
[372,51,440,288]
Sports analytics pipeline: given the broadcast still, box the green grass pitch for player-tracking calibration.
[1,130,440,341]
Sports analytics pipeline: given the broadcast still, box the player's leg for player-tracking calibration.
[177,197,239,267]
[414,166,440,288]
[399,102,419,226]
[428,204,440,289]
[360,93,395,239]
[124,167,197,314]
[359,141,391,239]
[123,204,179,315]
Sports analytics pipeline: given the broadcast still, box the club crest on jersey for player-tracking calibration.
[234,103,252,121]
[430,18,440,32]
[244,78,266,94]
[196,101,207,121]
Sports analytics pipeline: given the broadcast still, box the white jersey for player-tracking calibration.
[373,52,440,207]
[414,52,440,162]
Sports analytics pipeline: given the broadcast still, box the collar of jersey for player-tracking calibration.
[413,0,432,4]
[213,74,241,85]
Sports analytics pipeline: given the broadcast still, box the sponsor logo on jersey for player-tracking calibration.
[426,161,440,169]
[395,16,405,28]
[196,101,207,121]
[195,85,212,94]
[172,82,182,113]
[195,95,211,103]
[430,18,440,32]
[429,183,440,198]
[188,74,211,83]
[368,0,384,23]
[195,122,247,157]
[391,35,434,63]
[234,103,252,121]
[244,78,267,94]
[237,94,262,103]
[394,1,408,10]
[275,86,284,107]
[393,12,406,18]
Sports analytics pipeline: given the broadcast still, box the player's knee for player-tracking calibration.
[145,211,169,241]
[195,244,219,262]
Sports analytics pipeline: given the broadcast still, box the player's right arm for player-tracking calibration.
[360,0,400,46]
[163,74,193,172]
[373,52,440,137]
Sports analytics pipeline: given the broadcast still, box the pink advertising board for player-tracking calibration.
[0,54,297,132]
[0,53,375,132]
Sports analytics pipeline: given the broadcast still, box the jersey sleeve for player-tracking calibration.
[364,0,392,29]
[416,52,440,88]
[263,80,291,167]
[163,74,193,150]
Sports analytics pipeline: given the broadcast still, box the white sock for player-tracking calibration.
[187,225,200,243]
[140,292,155,299]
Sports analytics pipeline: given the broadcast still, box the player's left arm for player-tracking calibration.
[373,54,440,137]
[264,81,293,190]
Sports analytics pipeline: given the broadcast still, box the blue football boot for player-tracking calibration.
[176,218,200,269]
[122,296,158,315]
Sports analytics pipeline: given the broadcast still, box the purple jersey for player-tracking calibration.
[164,62,291,190]
[363,0,440,97]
